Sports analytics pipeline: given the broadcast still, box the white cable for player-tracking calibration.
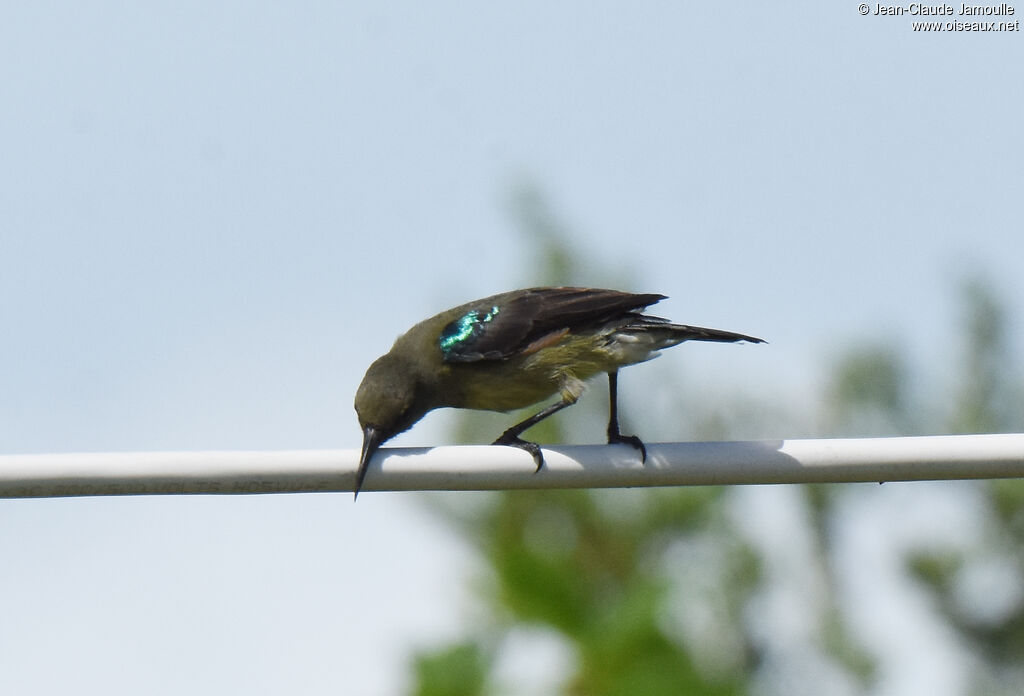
[2,434,1022,498]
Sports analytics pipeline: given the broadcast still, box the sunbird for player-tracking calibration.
[354,287,764,497]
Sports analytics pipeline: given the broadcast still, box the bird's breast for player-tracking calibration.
[449,368,561,411]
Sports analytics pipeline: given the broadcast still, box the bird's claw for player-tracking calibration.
[609,432,647,464]
[492,432,546,472]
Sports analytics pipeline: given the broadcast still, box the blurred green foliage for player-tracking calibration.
[412,641,488,696]
[407,187,1024,695]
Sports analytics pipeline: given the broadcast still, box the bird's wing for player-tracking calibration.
[440,287,665,362]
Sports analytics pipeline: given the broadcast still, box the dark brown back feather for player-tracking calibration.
[442,287,665,362]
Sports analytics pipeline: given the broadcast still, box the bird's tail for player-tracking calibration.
[629,316,765,346]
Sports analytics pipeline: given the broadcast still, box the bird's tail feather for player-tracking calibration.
[629,316,765,345]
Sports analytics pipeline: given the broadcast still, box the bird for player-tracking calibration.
[353,287,764,498]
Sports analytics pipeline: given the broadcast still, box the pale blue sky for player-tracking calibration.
[1,3,1021,694]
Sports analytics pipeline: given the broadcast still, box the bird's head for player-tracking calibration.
[353,352,428,498]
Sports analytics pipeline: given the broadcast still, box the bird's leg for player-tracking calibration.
[493,398,575,472]
[606,370,647,463]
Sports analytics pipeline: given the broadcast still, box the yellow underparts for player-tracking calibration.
[446,333,649,412]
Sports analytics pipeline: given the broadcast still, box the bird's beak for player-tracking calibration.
[355,425,386,500]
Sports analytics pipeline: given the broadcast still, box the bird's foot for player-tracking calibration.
[492,431,546,472]
[608,432,647,464]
